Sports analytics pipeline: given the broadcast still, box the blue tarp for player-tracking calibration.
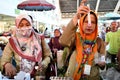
[99,12,120,20]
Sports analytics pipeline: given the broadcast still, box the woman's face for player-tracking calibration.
[83,14,97,34]
[54,30,61,37]
[16,19,32,38]
[18,19,31,28]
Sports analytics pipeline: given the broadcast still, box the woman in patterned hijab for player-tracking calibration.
[1,14,51,78]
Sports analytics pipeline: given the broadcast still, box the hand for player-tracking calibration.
[73,0,90,25]
[53,48,58,54]
[38,61,47,71]
[4,63,17,78]
[97,61,106,67]
[76,4,90,19]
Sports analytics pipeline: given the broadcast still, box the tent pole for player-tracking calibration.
[114,0,120,13]
[95,0,100,13]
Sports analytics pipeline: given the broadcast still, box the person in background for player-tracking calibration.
[105,21,119,65]
[116,26,120,71]
[48,29,64,58]
[99,27,106,41]
[59,0,106,80]
[0,14,51,79]
[110,21,118,32]
[106,27,111,33]
[102,26,120,80]
[46,29,64,79]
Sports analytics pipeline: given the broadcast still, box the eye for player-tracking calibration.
[19,23,24,28]
[26,23,31,26]
[91,21,96,24]
[84,20,88,24]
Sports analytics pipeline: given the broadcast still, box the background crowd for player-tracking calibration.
[0,0,120,80]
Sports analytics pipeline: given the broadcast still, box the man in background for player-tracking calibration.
[105,21,119,66]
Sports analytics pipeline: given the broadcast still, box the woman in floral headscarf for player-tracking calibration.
[59,1,106,80]
[0,14,51,78]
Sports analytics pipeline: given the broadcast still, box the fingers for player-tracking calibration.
[38,62,47,72]
[72,0,89,24]
[77,6,90,16]
[5,63,17,77]
[5,69,17,78]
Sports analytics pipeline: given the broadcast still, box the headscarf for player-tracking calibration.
[14,14,33,38]
[54,29,61,34]
[54,29,62,37]
[74,11,98,79]
[15,14,32,28]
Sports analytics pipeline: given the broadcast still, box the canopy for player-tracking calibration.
[99,12,120,20]
[17,0,56,11]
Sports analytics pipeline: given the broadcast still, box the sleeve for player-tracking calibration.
[59,19,78,47]
[94,37,106,66]
[0,42,13,72]
[97,37,106,55]
[41,37,52,67]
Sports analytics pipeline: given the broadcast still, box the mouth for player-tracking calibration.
[86,29,92,32]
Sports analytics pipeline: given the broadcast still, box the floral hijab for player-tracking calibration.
[9,14,42,73]
[74,11,98,79]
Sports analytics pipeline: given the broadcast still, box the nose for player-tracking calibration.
[88,23,91,26]
[87,23,92,28]
[22,30,27,35]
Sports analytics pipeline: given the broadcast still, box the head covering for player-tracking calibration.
[79,11,98,41]
[15,14,33,38]
[15,14,32,28]
[54,29,62,37]
[54,29,60,33]
[54,29,61,34]
[106,27,111,33]
[74,11,98,79]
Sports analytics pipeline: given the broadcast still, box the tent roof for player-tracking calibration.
[60,0,120,19]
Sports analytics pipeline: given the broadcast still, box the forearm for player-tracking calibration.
[59,19,77,47]
[1,43,13,71]
[41,39,51,66]
[72,14,79,26]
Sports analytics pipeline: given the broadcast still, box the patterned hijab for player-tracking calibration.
[15,14,32,28]
[74,11,98,79]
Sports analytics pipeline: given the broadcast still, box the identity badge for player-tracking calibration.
[83,64,91,75]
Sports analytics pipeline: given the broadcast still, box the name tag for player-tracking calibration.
[84,64,91,75]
